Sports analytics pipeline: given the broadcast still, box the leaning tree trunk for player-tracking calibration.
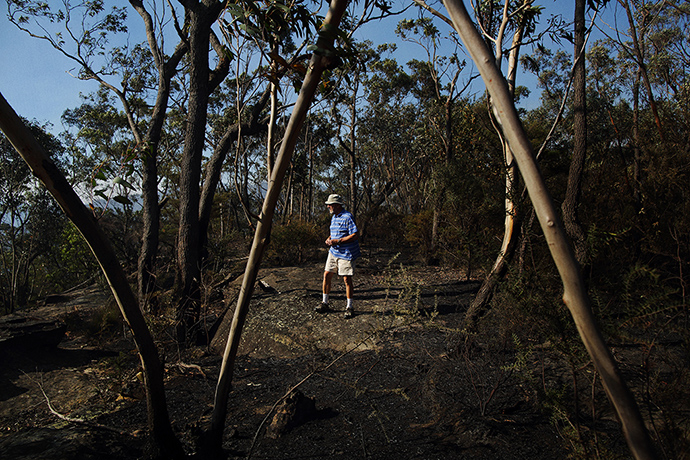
[205,0,350,453]
[0,93,185,459]
[440,2,655,459]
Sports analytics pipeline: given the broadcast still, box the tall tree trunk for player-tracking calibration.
[429,73,459,265]
[198,89,270,262]
[123,2,190,313]
[176,1,219,344]
[0,93,184,459]
[440,2,655,459]
[621,0,664,141]
[349,78,358,215]
[267,41,279,180]
[465,1,527,326]
[138,53,187,312]
[562,0,588,265]
[206,0,350,452]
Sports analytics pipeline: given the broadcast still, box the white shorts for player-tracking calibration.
[325,252,355,276]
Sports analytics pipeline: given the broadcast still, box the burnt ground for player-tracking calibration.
[0,249,676,459]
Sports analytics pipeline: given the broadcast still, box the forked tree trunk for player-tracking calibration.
[176,0,224,345]
[465,1,527,327]
[440,2,655,459]
[0,93,184,460]
[205,0,350,453]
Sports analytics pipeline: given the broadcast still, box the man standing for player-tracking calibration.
[316,194,361,318]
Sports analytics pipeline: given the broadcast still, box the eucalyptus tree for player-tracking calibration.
[0,92,186,459]
[8,0,189,314]
[644,0,690,140]
[618,0,664,140]
[464,0,546,325]
[396,16,468,262]
[295,111,340,219]
[209,0,352,452]
[8,0,315,344]
[0,121,65,313]
[0,0,352,454]
[440,1,655,458]
[356,52,422,231]
[198,0,320,252]
[536,0,609,267]
[325,40,376,214]
[128,0,189,313]
[593,1,690,266]
[561,0,598,265]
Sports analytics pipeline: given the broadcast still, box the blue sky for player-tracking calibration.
[0,1,616,136]
[0,18,101,132]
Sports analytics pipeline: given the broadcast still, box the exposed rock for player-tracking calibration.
[0,426,142,460]
[0,314,66,350]
[266,390,317,438]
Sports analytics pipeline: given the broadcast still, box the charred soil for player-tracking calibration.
[0,249,673,459]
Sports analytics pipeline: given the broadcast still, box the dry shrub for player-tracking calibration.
[265,219,322,266]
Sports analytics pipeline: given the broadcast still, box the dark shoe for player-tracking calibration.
[344,308,354,319]
[315,302,330,313]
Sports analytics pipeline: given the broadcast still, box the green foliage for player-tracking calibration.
[53,224,101,290]
[0,120,69,311]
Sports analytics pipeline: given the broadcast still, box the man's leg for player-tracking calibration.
[316,270,335,313]
[343,275,354,317]
[323,271,334,299]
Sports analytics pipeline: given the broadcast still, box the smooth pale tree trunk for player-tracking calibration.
[440,2,655,459]
[465,2,527,327]
[0,93,185,460]
[205,0,350,452]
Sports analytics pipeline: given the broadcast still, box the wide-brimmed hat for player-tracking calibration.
[325,194,344,205]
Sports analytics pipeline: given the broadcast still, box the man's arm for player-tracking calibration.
[329,231,358,246]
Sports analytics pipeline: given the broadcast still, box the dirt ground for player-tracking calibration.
[0,249,650,459]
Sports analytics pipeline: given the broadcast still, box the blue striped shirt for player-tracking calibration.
[329,210,361,261]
